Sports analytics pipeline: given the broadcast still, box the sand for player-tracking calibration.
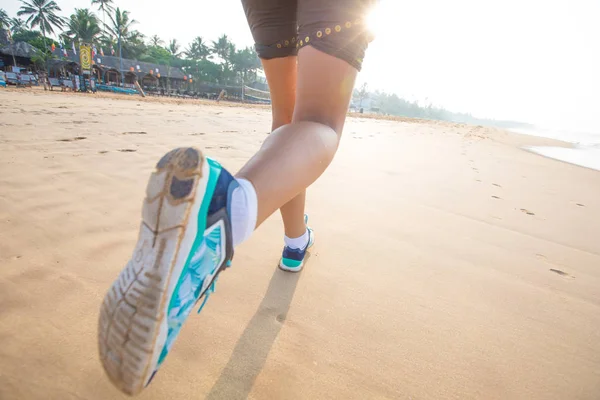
[0,88,599,400]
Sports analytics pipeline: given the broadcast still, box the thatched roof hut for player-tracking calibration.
[0,41,40,59]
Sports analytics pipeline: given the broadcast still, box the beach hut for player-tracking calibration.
[103,68,120,85]
[0,41,39,71]
[141,73,158,88]
[124,70,137,85]
[47,59,80,77]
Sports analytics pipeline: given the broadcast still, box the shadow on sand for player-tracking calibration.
[205,256,308,399]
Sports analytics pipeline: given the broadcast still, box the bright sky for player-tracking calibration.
[4,0,599,131]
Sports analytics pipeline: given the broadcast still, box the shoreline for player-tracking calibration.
[524,145,600,172]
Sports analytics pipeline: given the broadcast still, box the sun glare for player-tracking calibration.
[365,3,386,37]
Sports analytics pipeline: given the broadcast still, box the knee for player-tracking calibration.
[292,109,345,135]
[287,121,340,162]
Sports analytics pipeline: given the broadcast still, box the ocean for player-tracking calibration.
[509,127,600,171]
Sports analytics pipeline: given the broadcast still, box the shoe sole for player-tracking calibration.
[98,147,215,396]
[278,260,304,272]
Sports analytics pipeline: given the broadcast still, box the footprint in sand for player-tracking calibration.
[576,203,585,207]
[118,149,137,153]
[550,268,572,277]
[190,133,206,136]
[219,146,231,149]
[122,131,147,135]
[221,130,238,133]
[98,150,108,154]
[58,136,87,142]
[537,255,574,278]
[491,195,501,199]
[492,183,502,188]
[520,208,535,215]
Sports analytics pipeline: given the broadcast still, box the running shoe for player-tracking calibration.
[98,147,235,396]
[278,214,314,272]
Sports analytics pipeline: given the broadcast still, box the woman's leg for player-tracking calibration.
[236,46,357,227]
[262,56,297,132]
[260,56,308,239]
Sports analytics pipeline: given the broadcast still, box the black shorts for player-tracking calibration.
[241,0,377,71]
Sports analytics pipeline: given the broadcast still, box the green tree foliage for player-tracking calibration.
[31,47,55,69]
[0,9,10,30]
[104,7,145,59]
[194,59,222,82]
[140,45,171,64]
[185,36,210,61]
[353,89,532,129]
[64,8,100,43]
[17,0,65,41]
[211,34,234,64]
[12,29,53,52]
[90,0,113,36]
[10,18,28,34]
[167,38,181,58]
[148,34,162,47]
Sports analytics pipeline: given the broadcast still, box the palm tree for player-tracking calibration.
[123,30,146,59]
[1,10,17,67]
[31,47,55,71]
[211,34,234,63]
[65,8,100,44]
[17,0,65,49]
[0,9,10,30]
[163,39,183,90]
[10,18,28,34]
[105,7,136,83]
[168,38,181,58]
[148,34,163,47]
[90,0,113,36]
[185,36,211,60]
[233,47,260,73]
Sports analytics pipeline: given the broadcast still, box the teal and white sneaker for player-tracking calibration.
[278,215,315,272]
[98,147,236,396]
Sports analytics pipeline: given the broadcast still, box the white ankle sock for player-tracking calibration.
[230,178,258,247]
[284,229,309,249]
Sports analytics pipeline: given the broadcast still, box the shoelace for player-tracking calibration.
[196,259,232,314]
[197,278,218,314]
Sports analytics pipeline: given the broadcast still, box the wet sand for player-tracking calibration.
[1,88,599,400]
